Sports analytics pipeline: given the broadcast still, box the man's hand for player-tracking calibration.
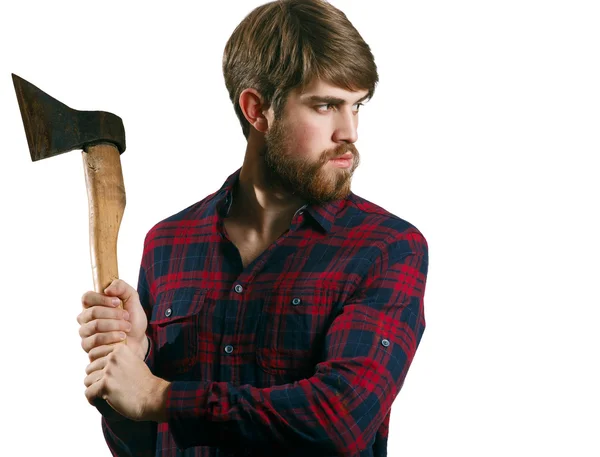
[77,279,148,362]
[84,343,170,422]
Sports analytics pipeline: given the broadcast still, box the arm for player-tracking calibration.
[166,232,428,455]
[100,262,157,457]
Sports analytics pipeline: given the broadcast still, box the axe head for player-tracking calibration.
[12,74,126,162]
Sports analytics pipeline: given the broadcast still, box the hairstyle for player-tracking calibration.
[222,0,379,138]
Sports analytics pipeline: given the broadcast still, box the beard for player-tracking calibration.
[262,117,360,205]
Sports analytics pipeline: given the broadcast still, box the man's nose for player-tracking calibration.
[332,108,358,144]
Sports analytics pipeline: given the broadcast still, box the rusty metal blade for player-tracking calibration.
[12,74,126,162]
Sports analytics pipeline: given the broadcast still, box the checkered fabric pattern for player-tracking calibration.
[101,168,428,457]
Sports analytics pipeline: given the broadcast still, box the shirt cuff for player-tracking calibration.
[166,381,227,450]
[144,335,155,371]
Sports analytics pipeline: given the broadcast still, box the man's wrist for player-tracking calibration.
[145,378,170,423]
[136,335,150,361]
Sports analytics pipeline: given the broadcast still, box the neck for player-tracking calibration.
[229,132,305,238]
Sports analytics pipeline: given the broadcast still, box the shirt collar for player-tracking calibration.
[215,168,348,233]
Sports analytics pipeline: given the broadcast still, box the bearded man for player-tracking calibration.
[77,1,428,456]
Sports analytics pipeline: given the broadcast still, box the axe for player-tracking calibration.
[12,73,126,302]
[13,74,128,413]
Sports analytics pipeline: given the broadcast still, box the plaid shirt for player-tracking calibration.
[101,168,428,457]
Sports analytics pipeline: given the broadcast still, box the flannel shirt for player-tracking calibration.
[101,168,428,457]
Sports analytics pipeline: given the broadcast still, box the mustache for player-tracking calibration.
[322,143,358,162]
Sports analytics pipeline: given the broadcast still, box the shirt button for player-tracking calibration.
[164,308,172,317]
[234,284,243,294]
[291,297,302,306]
[381,339,390,347]
[224,345,234,354]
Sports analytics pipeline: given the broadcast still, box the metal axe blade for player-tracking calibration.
[12,73,126,162]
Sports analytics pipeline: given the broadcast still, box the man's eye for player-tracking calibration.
[315,103,363,113]
[316,104,336,112]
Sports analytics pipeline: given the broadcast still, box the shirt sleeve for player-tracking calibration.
[166,231,428,455]
[100,245,158,457]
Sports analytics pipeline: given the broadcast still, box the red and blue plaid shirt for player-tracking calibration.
[102,168,428,457]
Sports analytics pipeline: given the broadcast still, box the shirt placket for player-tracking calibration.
[218,204,309,382]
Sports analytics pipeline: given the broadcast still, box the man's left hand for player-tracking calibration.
[84,343,170,422]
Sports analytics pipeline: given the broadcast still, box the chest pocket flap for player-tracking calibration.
[256,288,337,376]
[149,286,207,378]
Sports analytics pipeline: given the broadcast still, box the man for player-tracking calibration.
[77,1,428,456]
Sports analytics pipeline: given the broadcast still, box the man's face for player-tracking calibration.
[262,79,369,204]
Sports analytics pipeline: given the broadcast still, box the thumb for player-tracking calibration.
[103,279,137,306]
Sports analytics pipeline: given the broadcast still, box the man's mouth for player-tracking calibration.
[329,152,354,168]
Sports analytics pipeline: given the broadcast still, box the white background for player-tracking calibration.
[1,1,598,455]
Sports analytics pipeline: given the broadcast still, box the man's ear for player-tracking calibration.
[239,89,270,133]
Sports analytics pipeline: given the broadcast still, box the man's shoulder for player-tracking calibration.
[344,192,427,253]
[143,190,220,242]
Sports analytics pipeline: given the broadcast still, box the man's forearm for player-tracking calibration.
[144,378,171,423]
[136,335,150,361]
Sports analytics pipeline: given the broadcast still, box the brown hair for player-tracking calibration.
[222,0,379,138]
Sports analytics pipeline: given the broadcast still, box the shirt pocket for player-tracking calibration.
[149,286,207,379]
[256,288,335,378]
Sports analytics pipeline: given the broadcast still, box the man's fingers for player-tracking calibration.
[85,355,108,376]
[85,377,107,404]
[81,291,121,310]
[103,279,136,304]
[79,318,131,338]
[77,306,129,325]
[81,332,127,353]
[88,344,116,362]
[84,369,104,388]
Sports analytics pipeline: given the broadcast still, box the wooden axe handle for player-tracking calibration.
[83,143,128,416]
[82,143,126,324]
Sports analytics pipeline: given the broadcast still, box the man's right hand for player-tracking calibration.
[78,279,149,362]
